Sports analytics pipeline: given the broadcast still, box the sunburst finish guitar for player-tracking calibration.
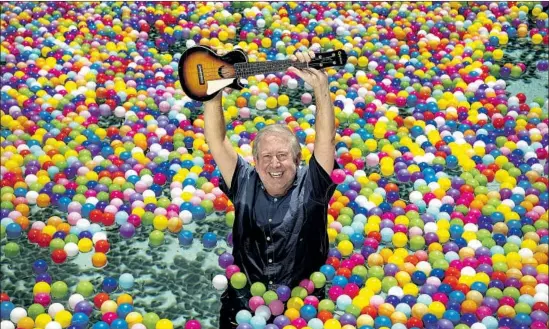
[178,46,348,102]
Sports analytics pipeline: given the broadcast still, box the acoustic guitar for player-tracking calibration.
[178,45,348,102]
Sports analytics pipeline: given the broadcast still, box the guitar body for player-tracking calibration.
[179,45,347,102]
[178,46,247,102]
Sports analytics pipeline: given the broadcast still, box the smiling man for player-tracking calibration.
[202,50,338,328]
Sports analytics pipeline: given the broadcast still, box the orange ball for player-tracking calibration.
[461,300,478,313]
[92,252,107,267]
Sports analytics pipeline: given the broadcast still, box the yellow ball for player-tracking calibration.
[54,310,72,328]
[337,240,354,257]
[392,232,408,248]
[155,319,173,329]
[324,319,342,329]
[100,300,118,314]
[429,301,446,318]
[33,282,51,295]
[77,238,93,253]
[126,312,143,327]
[35,314,52,329]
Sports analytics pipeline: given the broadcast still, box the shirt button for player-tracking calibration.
[274,198,277,202]
[268,218,272,222]
[266,237,270,241]
[268,259,273,263]
[269,281,273,284]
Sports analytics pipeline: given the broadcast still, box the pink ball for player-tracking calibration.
[301,93,312,104]
[328,285,344,300]
[330,169,346,184]
[248,296,265,312]
[184,320,201,329]
[34,293,51,307]
[299,279,315,294]
[102,312,118,324]
[303,296,319,308]
[269,299,284,316]
[225,265,240,279]
[291,317,307,328]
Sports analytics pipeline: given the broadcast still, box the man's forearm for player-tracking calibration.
[204,99,226,144]
[313,85,336,144]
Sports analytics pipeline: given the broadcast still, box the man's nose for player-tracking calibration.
[270,156,281,166]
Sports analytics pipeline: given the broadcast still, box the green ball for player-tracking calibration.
[51,281,69,299]
[200,199,214,215]
[75,280,94,297]
[514,302,531,314]
[310,272,326,289]
[143,312,160,329]
[250,282,266,297]
[345,304,361,317]
[368,266,384,280]
[455,325,470,329]
[318,299,335,312]
[381,277,398,293]
[225,211,235,227]
[486,287,503,299]
[142,212,155,226]
[149,230,165,246]
[433,259,449,270]
[4,242,20,257]
[291,286,308,299]
[27,303,46,319]
[0,225,5,239]
[230,272,247,289]
[49,238,65,252]
[409,236,426,251]
[64,234,79,244]
[351,265,368,279]
[503,287,520,301]
[263,291,278,305]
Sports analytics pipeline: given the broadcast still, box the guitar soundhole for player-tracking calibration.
[197,64,205,85]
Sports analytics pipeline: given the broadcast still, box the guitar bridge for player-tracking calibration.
[197,64,205,85]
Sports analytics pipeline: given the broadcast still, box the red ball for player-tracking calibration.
[213,197,228,212]
[51,249,67,264]
[93,292,110,308]
[0,292,10,302]
[95,240,110,253]
[37,233,52,248]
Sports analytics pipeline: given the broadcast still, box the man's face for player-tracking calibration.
[255,134,299,197]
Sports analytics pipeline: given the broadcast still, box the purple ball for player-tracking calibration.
[218,252,234,269]
[437,319,454,329]
[236,324,252,329]
[276,285,291,302]
[339,313,357,325]
[531,310,548,323]
[119,222,136,239]
[74,300,93,316]
[273,315,290,328]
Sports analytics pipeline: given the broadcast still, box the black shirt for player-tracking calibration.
[219,153,338,290]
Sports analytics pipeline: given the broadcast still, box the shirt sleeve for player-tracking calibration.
[218,155,253,202]
[306,153,340,203]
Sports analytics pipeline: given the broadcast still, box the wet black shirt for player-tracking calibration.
[219,153,338,290]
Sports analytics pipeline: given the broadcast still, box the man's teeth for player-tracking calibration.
[270,172,282,178]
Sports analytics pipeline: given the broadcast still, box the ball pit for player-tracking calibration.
[1,1,548,329]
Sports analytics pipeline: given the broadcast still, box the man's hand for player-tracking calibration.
[287,51,328,91]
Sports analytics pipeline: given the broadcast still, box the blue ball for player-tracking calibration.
[71,313,89,327]
[178,230,193,246]
[92,321,110,329]
[110,319,128,329]
[202,232,217,248]
[6,223,22,239]
[102,277,118,293]
[32,259,48,274]
[0,301,15,320]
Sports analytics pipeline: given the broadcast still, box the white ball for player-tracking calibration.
[534,292,548,304]
[470,323,487,329]
[254,305,271,320]
[45,321,62,329]
[92,232,108,244]
[468,240,482,250]
[9,307,27,324]
[48,303,65,317]
[388,286,404,299]
[287,78,298,89]
[64,242,79,257]
[212,274,228,291]
[536,283,548,294]
[76,219,91,231]
[68,294,85,310]
[1,321,15,329]
[424,222,438,234]
[179,210,193,224]
[461,266,476,276]
[416,261,432,275]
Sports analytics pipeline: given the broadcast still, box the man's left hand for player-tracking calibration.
[288,51,328,91]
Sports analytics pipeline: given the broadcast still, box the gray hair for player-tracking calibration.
[252,124,301,162]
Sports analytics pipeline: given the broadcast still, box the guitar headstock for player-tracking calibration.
[309,49,348,69]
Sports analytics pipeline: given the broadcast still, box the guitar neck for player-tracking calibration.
[234,60,308,78]
[233,50,347,78]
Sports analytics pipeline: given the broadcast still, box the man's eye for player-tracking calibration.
[277,154,288,160]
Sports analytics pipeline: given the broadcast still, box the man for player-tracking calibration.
[203,50,338,328]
